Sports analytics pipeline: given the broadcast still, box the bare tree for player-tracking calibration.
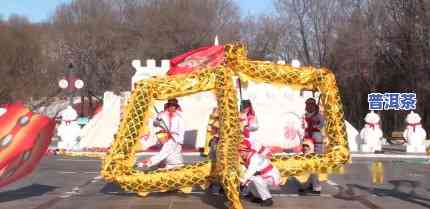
[0,15,59,104]
[375,0,430,132]
[49,0,240,95]
[241,15,285,60]
[51,0,135,94]
[120,0,240,58]
[275,0,341,66]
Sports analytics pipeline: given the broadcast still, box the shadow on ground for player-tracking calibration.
[200,192,229,209]
[99,182,134,196]
[99,177,304,209]
[333,180,430,209]
[0,184,58,203]
[100,182,230,209]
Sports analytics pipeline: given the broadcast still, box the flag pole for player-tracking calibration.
[238,78,243,103]
[153,106,170,133]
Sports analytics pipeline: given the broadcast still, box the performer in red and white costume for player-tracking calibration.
[239,140,280,207]
[207,107,220,161]
[240,100,259,139]
[298,141,321,195]
[137,98,185,169]
[299,98,324,195]
[303,98,325,154]
[241,138,272,159]
[239,100,272,158]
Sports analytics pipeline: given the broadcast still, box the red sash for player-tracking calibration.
[244,151,255,166]
[407,123,421,132]
[365,122,378,130]
[305,116,320,137]
[259,164,273,176]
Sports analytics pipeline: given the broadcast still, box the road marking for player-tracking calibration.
[84,171,99,174]
[326,179,339,187]
[57,171,100,175]
[56,159,100,162]
[59,195,71,198]
[90,175,103,182]
[58,171,77,174]
[167,199,174,209]
[65,191,79,194]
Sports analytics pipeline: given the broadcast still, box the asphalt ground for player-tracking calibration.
[0,155,429,209]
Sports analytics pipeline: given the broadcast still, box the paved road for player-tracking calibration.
[0,155,429,209]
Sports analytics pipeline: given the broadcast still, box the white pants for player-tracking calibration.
[247,169,280,200]
[164,163,183,169]
[147,140,184,169]
[161,146,184,169]
[406,145,426,153]
[302,173,321,191]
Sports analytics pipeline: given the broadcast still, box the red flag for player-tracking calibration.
[167,45,224,76]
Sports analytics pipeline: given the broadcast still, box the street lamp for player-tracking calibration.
[58,63,84,105]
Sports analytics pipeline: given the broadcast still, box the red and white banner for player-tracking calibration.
[167,45,224,76]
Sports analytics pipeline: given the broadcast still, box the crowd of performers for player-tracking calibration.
[136,97,325,207]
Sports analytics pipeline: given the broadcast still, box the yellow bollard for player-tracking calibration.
[371,161,384,185]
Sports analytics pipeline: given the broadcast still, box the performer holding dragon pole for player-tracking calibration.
[240,100,272,158]
[207,100,272,195]
[240,100,258,139]
[299,98,325,195]
[303,98,325,153]
[209,100,272,160]
[137,98,185,169]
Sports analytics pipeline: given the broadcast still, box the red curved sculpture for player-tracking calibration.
[0,103,55,187]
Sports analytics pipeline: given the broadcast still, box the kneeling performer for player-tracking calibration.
[137,98,185,169]
[239,142,280,207]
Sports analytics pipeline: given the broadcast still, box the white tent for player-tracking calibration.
[79,91,122,149]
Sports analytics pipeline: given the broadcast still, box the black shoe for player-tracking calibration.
[242,193,252,198]
[308,190,321,196]
[260,198,273,207]
[298,186,313,194]
[250,196,263,203]
[208,185,224,196]
[218,187,224,195]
